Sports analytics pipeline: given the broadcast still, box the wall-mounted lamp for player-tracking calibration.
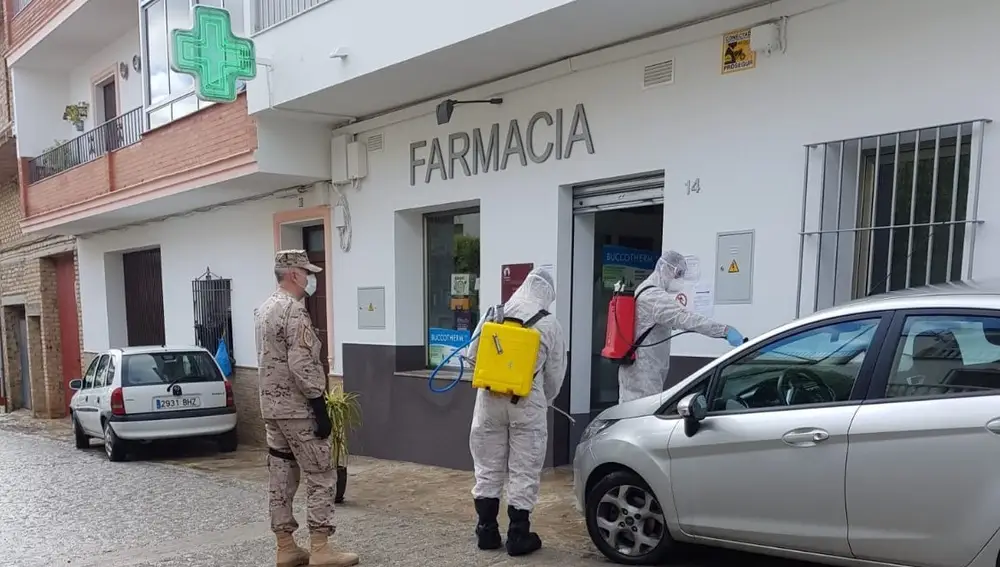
[435,97,503,125]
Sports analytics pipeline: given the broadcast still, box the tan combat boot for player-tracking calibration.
[308,532,359,566]
[276,532,310,567]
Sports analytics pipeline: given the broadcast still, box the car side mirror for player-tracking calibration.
[69,379,83,391]
[677,393,708,437]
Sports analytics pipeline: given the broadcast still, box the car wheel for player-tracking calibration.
[586,470,674,565]
[103,421,127,462]
[72,415,89,450]
[217,428,238,453]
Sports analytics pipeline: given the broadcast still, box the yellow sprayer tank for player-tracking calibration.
[471,311,548,399]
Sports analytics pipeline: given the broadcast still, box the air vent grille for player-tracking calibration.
[366,133,384,152]
[643,59,674,89]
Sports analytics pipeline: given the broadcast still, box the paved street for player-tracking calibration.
[0,418,817,566]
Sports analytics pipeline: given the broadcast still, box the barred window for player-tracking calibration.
[797,120,988,315]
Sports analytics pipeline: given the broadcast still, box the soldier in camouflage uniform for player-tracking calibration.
[256,250,360,567]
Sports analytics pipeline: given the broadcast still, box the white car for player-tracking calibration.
[69,345,239,461]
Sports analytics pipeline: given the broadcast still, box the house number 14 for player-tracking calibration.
[685,178,701,195]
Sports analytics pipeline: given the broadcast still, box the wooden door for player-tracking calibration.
[54,254,81,412]
[302,226,329,376]
[122,248,166,346]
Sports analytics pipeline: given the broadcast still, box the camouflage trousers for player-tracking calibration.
[265,418,336,535]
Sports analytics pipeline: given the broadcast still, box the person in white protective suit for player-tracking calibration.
[618,250,744,404]
[467,267,567,557]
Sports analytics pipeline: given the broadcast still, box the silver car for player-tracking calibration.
[574,282,1000,566]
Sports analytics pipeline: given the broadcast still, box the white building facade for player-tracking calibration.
[14,0,999,467]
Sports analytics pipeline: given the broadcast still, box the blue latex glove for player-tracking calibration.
[725,327,745,347]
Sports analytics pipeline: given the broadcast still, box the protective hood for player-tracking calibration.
[646,250,687,291]
[508,268,556,311]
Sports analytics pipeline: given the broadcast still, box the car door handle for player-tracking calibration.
[985,418,1000,434]
[782,428,830,446]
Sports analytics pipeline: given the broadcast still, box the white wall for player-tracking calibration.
[247,0,575,112]
[324,0,1000,374]
[68,29,144,129]
[12,29,141,157]
[12,68,68,157]
[77,191,320,366]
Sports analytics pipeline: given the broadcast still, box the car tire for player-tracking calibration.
[72,415,89,450]
[103,421,127,462]
[217,428,238,453]
[585,470,674,565]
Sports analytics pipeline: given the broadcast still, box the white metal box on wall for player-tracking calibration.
[715,230,755,305]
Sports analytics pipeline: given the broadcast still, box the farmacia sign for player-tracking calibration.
[409,103,594,186]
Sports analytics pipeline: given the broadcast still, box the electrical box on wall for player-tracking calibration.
[715,230,755,304]
[357,286,386,330]
[331,134,350,185]
[346,140,368,181]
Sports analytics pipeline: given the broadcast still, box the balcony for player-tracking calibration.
[20,94,332,235]
[27,107,142,184]
[245,0,764,119]
[251,0,332,34]
[6,0,135,68]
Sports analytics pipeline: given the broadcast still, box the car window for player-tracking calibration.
[82,357,100,390]
[121,351,223,387]
[710,318,882,412]
[885,314,1000,398]
[105,356,117,387]
[93,355,111,388]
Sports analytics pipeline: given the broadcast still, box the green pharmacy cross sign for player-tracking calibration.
[169,5,256,104]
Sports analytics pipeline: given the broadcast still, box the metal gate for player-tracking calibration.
[572,171,664,214]
[192,268,233,365]
[123,248,166,346]
[796,119,989,316]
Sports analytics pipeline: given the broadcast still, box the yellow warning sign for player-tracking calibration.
[721,27,756,74]
[367,303,375,311]
[728,260,740,273]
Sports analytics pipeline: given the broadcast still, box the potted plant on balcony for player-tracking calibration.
[62,102,89,132]
[325,386,361,504]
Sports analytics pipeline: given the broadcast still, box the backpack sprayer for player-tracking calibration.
[428,303,576,423]
[601,280,692,363]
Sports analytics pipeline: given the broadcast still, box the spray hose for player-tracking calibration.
[427,306,575,423]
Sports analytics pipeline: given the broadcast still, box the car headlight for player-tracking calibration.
[580,418,618,444]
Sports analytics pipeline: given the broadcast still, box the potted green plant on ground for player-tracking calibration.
[325,387,361,503]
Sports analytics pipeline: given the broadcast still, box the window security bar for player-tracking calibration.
[795,119,990,317]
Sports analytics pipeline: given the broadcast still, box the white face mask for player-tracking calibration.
[304,274,317,297]
[666,280,685,293]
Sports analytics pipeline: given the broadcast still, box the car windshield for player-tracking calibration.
[121,351,223,387]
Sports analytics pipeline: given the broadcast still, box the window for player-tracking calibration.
[82,357,100,390]
[141,0,246,129]
[92,355,111,388]
[799,120,986,312]
[709,318,882,411]
[122,351,224,387]
[885,314,1000,398]
[424,208,481,367]
[105,356,117,387]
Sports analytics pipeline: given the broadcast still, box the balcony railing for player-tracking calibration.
[28,107,143,184]
[12,0,34,15]
[252,0,331,34]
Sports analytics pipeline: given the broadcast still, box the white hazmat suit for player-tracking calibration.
[468,268,567,512]
[618,251,732,403]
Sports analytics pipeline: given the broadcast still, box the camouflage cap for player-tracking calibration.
[274,249,322,273]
